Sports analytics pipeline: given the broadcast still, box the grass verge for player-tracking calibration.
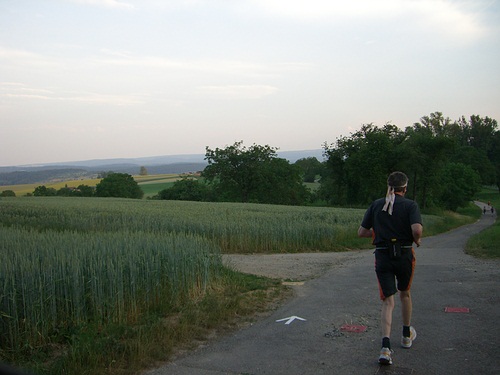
[10,269,289,375]
[420,203,480,237]
[465,187,500,258]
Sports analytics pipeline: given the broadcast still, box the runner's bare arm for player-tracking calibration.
[411,223,423,247]
[358,226,373,238]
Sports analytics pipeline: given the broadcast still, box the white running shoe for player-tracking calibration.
[401,326,417,348]
[379,347,393,365]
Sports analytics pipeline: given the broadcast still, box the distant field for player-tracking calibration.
[0,178,103,196]
[0,174,183,197]
[141,181,177,197]
[133,174,180,184]
[138,175,200,197]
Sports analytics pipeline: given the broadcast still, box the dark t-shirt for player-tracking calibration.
[360,195,422,246]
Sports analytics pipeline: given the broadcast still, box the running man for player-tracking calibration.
[358,171,423,365]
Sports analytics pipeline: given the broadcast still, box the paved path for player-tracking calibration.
[147,205,499,375]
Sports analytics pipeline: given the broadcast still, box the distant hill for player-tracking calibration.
[0,163,208,186]
[0,168,91,186]
[88,162,208,176]
[0,149,324,186]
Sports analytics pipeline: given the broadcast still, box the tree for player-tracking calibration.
[57,185,73,196]
[139,166,148,176]
[455,115,498,186]
[97,171,114,179]
[77,184,95,197]
[437,163,481,211]
[452,146,495,186]
[155,177,208,201]
[203,141,309,205]
[256,157,310,205]
[491,131,500,191]
[418,111,454,136]
[399,122,455,208]
[203,141,276,202]
[321,124,405,205]
[458,115,497,151]
[33,185,57,196]
[0,190,16,197]
[95,173,144,199]
[319,111,498,210]
[294,157,323,183]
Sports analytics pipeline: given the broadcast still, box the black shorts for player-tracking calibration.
[375,247,416,300]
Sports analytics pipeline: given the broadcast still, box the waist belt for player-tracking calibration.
[375,243,413,250]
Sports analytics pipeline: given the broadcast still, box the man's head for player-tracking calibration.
[387,171,408,193]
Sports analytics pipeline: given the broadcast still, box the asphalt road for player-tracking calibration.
[146,204,499,375]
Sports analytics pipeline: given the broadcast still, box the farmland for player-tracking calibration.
[0,196,479,374]
[0,197,370,253]
[0,197,368,374]
[134,174,192,197]
[0,173,183,198]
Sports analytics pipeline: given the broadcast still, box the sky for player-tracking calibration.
[1,0,499,166]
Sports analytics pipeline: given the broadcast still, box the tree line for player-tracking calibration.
[156,112,498,211]
[26,173,144,199]
[319,112,498,210]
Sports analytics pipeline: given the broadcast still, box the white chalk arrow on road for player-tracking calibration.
[275,316,307,325]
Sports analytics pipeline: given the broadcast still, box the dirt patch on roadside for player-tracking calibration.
[223,251,365,281]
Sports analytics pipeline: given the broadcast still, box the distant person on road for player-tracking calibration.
[358,171,423,366]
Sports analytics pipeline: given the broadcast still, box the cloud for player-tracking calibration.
[67,0,134,10]
[0,47,44,61]
[1,43,313,80]
[64,92,145,106]
[92,50,313,79]
[196,85,279,99]
[1,93,141,106]
[0,83,54,96]
[248,0,489,41]
[0,47,306,106]
[0,47,62,69]
[411,0,490,41]
[0,83,144,106]
[249,0,403,19]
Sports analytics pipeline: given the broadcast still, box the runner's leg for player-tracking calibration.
[381,294,395,339]
[400,290,412,326]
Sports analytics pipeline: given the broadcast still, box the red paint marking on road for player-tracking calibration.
[340,324,367,333]
[445,307,470,313]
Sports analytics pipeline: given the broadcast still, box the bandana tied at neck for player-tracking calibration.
[382,183,407,215]
[382,186,396,215]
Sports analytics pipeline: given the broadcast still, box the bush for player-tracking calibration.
[1,190,16,197]
[95,173,143,199]
[33,185,57,196]
[155,177,209,201]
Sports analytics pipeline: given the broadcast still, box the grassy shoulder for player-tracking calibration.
[14,270,290,375]
[420,203,480,237]
[465,187,500,258]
